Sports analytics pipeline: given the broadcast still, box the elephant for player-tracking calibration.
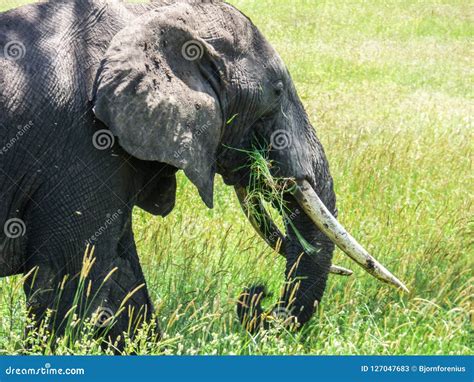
[0,0,408,349]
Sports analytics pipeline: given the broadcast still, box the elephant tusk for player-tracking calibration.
[235,186,353,277]
[327,265,353,276]
[290,179,409,292]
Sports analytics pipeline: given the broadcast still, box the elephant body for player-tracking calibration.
[0,0,405,350]
[0,0,335,344]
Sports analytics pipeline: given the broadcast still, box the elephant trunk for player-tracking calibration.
[235,186,334,331]
[278,193,334,325]
[235,178,408,332]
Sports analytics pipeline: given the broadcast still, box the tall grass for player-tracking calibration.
[0,0,472,355]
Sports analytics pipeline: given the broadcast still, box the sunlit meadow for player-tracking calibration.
[0,0,472,355]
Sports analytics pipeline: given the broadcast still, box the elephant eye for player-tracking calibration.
[273,81,284,96]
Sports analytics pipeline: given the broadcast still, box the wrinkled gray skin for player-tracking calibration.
[0,0,336,347]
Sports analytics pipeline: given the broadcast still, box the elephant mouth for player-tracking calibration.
[234,178,409,292]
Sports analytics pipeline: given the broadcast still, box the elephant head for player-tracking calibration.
[93,2,408,331]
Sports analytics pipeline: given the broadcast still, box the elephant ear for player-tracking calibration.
[93,8,225,208]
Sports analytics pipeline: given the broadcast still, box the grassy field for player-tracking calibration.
[0,0,472,355]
